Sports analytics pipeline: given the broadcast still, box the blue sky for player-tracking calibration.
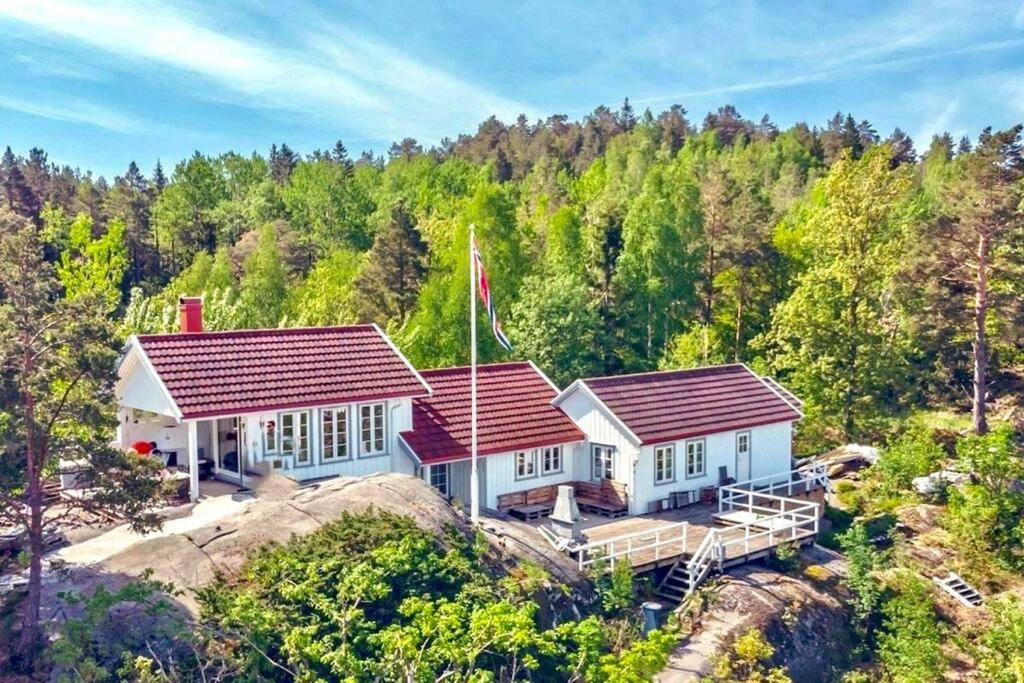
[1,0,1023,179]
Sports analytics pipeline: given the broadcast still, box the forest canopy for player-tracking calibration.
[3,102,1022,451]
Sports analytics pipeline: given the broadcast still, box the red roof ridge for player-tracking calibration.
[136,323,377,343]
[582,363,748,385]
[419,361,534,376]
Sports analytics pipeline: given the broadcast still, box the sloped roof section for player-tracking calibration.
[133,325,430,419]
[761,376,804,411]
[400,362,584,465]
[579,364,801,445]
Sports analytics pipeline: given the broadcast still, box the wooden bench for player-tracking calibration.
[574,479,628,518]
[509,503,554,520]
[497,480,629,519]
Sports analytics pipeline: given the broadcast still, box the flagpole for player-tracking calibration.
[469,223,480,524]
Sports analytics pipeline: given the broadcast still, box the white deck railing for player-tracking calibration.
[575,522,688,571]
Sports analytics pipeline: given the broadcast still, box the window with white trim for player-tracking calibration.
[359,403,386,455]
[429,463,449,496]
[280,411,310,465]
[737,432,750,458]
[541,446,562,474]
[685,439,706,478]
[592,445,614,481]
[321,407,349,462]
[515,450,537,479]
[654,444,675,484]
[261,418,278,455]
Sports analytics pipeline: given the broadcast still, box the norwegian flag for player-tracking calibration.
[472,238,513,352]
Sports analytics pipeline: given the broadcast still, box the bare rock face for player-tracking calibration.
[44,473,590,620]
[660,557,855,682]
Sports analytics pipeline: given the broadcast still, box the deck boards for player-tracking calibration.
[567,488,822,571]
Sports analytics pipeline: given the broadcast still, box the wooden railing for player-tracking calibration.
[575,522,688,571]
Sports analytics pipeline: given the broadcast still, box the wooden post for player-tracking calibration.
[187,420,199,503]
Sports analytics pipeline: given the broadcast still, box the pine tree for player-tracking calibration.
[1,146,41,220]
[617,97,637,131]
[269,143,299,183]
[332,140,354,175]
[151,159,167,193]
[353,203,427,325]
[936,126,1024,433]
[0,208,161,664]
[886,127,916,167]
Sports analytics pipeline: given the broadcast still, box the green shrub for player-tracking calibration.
[974,596,1024,682]
[876,573,945,683]
[707,628,791,682]
[945,425,1024,571]
[875,426,944,494]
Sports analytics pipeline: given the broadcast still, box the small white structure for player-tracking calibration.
[552,365,803,516]
[115,298,430,502]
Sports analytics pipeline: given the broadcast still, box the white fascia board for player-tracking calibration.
[553,380,643,448]
[123,336,184,421]
[741,363,806,420]
[372,323,432,396]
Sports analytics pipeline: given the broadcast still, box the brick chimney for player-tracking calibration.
[179,296,203,333]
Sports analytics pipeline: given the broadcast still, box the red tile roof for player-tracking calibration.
[576,364,801,445]
[133,325,430,419]
[400,362,585,465]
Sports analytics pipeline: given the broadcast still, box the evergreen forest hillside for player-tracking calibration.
[3,101,1022,452]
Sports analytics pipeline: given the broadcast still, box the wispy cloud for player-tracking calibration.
[633,37,1024,107]
[0,0,535,143]
[0,92,143,133]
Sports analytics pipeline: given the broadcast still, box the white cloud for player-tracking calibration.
[0,92,143,132]
[0,0,535,143]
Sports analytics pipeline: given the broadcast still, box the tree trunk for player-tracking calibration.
[15,364,42,662]
[973,232,990,435]
[734,266,746,362]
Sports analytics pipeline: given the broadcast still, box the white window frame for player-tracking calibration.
[654,444,675,485]
[592,444,614,481]
[321,407,349,462]
[280,410,311,466]
[359,403,386,457]
[261,417,278,455]
[515,450,537,480]
[685,438,706,479]
[541,445,562,475]
[429,463,449,497]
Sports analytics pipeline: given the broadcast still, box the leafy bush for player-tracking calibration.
[838,523,884,639]
[767,541,799,573]
[945,425,1024,571]
[974,595,1024,682]
[875,426,944,494]
[707,628,791,682]
[193,510,673,680]
[591,559,638,616]
[876,573,945,683]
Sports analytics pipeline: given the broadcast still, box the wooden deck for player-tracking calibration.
[567,486,825,572]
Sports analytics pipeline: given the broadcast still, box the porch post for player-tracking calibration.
[187,420,199,503]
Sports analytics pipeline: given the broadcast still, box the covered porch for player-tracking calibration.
[116,409,257,503]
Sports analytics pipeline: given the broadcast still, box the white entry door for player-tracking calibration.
[736,431,751,482]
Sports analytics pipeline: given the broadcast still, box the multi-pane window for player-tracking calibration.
[655,444,675,484]
[686,439,706,478]
[592,445,614,480]
[321,407,349,462]
[737,432,750,458]
[360,403,386,455]
[515,450,537,479]
[429,463,449,496]
[280,411,310,465]
[262,418,277,454]
[541,446,562,474]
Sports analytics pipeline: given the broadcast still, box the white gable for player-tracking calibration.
[115,343,181,418]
